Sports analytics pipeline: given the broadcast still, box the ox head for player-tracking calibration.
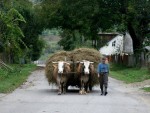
[79,60,94,74]
[52,61,70,74]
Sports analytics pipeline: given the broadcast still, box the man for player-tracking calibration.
[97,57,109,96]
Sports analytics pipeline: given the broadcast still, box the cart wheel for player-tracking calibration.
[66,85,68,92]
[89,85,93,91]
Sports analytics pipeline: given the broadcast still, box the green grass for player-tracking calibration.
[110,63,150,83]
[143,87,150,92]
[0,64,37,93]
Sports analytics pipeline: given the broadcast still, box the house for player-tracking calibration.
[99,34,124,55]
[97,32,119,47]
[100,32,134,54]
[99,32,134,66]
[144,46,150,65]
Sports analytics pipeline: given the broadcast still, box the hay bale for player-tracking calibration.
[72,48,101,63]
[45,51,71,84]
[71,48,101,86]
[45,48,102,86]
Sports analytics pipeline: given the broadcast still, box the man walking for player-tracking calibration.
[97,57,109,96]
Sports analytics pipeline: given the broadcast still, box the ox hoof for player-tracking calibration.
[84,91,87,95]
[58,92,61,95]
[79,90,83,95]
[87,90,90,93]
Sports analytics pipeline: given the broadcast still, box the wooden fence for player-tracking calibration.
[108,53,150,67]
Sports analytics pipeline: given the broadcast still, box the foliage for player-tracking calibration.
[142,87,150,92]
[1,0,150,60]
[116,0,150,52]
[40,0,119,49]
[0,0,45,63]
[40,0,150,52]
[13,0,45,61]
[0,7,26,63]
[0,64,36,93]
[58,30,79,50]
[58,30,93,50]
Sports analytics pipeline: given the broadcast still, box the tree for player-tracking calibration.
[113,0,150,53]
[0,0,45,63]
[0,8,26,63]
[40,0,150,52]
[13,0,45,61]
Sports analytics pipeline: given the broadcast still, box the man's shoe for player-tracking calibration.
[104,92,108,96]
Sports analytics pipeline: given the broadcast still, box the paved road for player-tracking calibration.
[0,69,150,113]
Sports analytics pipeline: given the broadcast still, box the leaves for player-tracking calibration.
[0,0,46,63]
[1,8,26,54]
[40,0,150,51]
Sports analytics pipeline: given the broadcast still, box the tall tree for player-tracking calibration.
[40,0,150,52]
[0,0,45,62]
[0,7,26,63]
[13,0,45,61]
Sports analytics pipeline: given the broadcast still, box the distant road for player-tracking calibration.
[0,69,150,113]
[34,60,46,67]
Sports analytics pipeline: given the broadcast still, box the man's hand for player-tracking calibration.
[98,74,100,78]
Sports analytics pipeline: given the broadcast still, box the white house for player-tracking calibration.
[99,34,124,55]
[99,32,133,56]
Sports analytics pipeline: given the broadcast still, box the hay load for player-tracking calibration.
[72,48,101,65]
[45,48,102,86]
[71,48,102,86]
[45,51,71,84]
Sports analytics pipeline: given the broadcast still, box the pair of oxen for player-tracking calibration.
[52,60,95,95]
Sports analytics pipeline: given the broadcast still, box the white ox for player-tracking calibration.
[52,61,71,95]
[77,60,94,94]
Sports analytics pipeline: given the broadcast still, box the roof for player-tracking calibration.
[98,32,119,36]
[123,32,133,54]
[144,46,150,51]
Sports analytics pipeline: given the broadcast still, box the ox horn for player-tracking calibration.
[80,62,84,64]
[52,62,58,64]
[64,62,70,65]
[75,61,80,63]
[82,60,90,62]
[66,61,73,63]
[90,62,94,63]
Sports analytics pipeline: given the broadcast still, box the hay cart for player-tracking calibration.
[45,48,101,90]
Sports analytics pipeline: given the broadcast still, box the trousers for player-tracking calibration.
[99,72,108,93]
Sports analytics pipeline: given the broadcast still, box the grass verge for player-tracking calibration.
[0,64,36,93]
[110,63,150,84]
[142,87,150,92]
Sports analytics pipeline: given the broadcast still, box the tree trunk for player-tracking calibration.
[127,23,142,53]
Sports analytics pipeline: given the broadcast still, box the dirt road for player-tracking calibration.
[0,69,150,113]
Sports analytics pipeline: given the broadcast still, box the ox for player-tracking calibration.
[77,60,94,94]
[53,61,71,95]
